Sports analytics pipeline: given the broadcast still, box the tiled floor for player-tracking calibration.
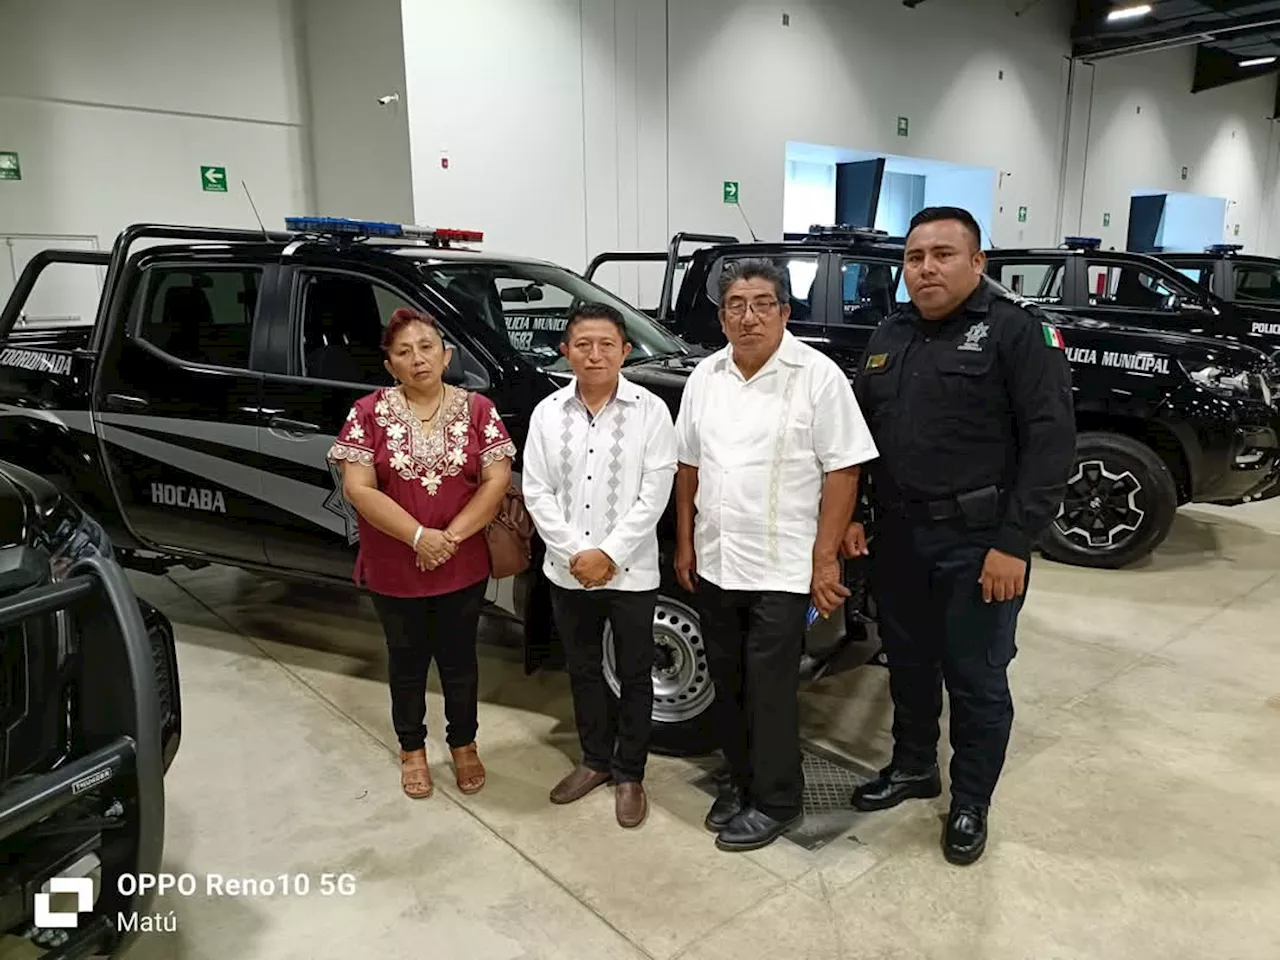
[67,500,1280,958]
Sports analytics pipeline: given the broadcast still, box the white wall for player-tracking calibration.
[11,0,1275,310]
[401,0,668,300]
[0,0,313,262]
[398,0,1280,282]
[1060,48,1279,255]
[667,0,1075,249]
[782,159,836,235]
[301,0,414,223]
[400,0,1076,292]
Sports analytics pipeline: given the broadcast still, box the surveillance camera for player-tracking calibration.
[376,93,400,106]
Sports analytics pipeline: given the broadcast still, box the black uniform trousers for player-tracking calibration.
[697,578,809,822]
[371,579,488,753]
[871,513,1025,809]
[549,585,657,783]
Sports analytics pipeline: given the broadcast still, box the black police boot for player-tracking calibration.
[714,807,801,852]
[704,783,744,832]
[943,804,988,866]
[851,765,942,812]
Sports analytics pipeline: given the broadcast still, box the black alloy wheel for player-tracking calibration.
[1039,431,1178,569]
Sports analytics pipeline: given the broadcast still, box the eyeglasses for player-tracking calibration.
[722,297,780,319]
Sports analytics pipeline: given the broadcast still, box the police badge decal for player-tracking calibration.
[959,322,990,352]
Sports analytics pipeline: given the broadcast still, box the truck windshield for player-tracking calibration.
[419,261,688,371]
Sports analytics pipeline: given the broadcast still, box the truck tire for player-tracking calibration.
[1039,431,1177,569]
[602,577,717,756]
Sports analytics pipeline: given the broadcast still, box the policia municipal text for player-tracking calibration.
[844,207,1076,865]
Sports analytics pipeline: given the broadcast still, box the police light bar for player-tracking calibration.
[284,216,483,245]
[1206,243,1244,254]
[1063,236,1102,250]
[806,224,889,239]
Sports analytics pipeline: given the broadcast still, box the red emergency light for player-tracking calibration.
[286,217,484,247]
[435,228,485,243]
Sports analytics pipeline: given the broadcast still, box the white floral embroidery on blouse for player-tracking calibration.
[328,403,376,466]
[326,386,516,495]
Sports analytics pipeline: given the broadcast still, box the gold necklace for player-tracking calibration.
[403,385,446,425]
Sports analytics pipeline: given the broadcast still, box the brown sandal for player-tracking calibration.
[451,742,485,795]
[400,749,433,799]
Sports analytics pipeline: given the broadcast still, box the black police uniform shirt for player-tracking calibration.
[853,276,1076,562]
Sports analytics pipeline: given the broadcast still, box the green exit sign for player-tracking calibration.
[896,116,909,137]
[723,180,739,204]
[201,165,227,192]
[0,152,20,181]
[1017,206,1027,223]
[1103,212,1111,227]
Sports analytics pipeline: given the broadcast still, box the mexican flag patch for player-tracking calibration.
[1042,322,1065,349]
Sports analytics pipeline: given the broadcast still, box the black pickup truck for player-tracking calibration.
[0,219,876,756]
[588,227,1280,569]
[1153,244,1280,359]
[0,457,181,956]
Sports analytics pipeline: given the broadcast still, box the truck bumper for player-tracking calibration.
[1197,424,1280,505]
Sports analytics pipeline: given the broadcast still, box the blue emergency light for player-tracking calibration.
[1064,236,1102,250]
[1206,243,1244,254]
[283,216,483,245]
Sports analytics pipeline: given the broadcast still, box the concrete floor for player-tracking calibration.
[95,500,1280,959]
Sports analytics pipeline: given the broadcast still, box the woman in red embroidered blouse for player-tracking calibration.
[329,308,515,800]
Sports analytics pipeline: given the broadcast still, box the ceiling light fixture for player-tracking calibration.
[1239,56,1277,67]
[1106,4,1152,21]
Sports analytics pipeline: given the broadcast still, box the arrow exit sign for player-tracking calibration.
[723,181,739,204]
[201,165,227,193]
[0,152,20,181]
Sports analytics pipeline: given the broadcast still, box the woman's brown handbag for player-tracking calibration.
[485,485,534,579]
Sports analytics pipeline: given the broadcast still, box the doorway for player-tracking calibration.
[783,142,996,242]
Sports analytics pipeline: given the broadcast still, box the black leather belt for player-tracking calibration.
[881,485,1005,524]
[883,497,964,522]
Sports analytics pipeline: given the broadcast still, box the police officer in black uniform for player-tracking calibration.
[843,206,1076,865]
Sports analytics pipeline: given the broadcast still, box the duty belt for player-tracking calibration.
[881,485,1006,524]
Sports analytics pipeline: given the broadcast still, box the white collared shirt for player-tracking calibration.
[675,331,878,594]
[522,373,677,592]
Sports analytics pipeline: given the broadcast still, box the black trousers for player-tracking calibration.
[549,585,656,782]
[697,579,809,821]
[370,579,487,753]
[870,515,1025,809]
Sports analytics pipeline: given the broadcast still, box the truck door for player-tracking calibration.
[1082,259,1226,340]
[256,265,505,582]
[824,255,899,378]
[92,259,272,565]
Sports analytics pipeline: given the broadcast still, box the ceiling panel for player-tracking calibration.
[1073,0,1280,94]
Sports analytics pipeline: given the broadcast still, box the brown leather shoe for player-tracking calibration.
[615,781,647,828]
[549,765,611,804]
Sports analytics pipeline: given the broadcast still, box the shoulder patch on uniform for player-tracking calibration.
[987,278,1050,318]
[1041,322,1065,349]
[865,352,889,370]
